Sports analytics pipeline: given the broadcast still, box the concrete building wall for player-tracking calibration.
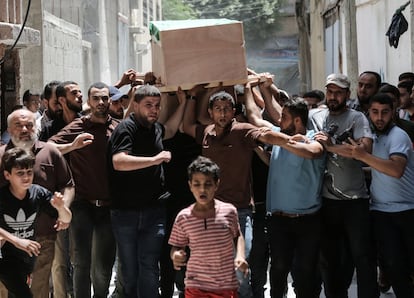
[130,0,157,74]
[2,0,160,131]
[43,0,82,26]
[42,11,84,88]
[17,0,159,94]
[9,0,165,120]
[20,0,86,91]
[0,0,40,132]
[309,0,358,92]
[20,0,44,96]
[82,0,106,85]
[82,40,93,90]
[310,0,414,90]
[117,6,130,77]
[355,0,412,85]
[309,0,327,90]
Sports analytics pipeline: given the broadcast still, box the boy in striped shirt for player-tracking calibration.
[169,156,248,298]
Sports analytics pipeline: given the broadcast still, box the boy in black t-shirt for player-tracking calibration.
[0,148,72,297]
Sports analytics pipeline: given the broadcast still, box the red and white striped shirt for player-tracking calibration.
[169,199,240,291]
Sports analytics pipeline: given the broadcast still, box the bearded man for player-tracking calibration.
[0,109,74,297]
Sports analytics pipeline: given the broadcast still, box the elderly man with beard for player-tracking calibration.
[49,82,118,298]
[0,109,75,297]
[310,74,379,298]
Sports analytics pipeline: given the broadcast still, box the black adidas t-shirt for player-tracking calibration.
[0,184,57,264]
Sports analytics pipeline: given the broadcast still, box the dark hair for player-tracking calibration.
[397,80,414,94]
[144,72,157,85]
[234,103,244,116]
[369,93,394,109]
[187,156,220,182]
[208,91,235,109]
[11,105,23,112]
[43,81,61,101]
[303,89,325,102]
[133,84,161,102]
[359,71,382,89]
[398,72,414,83]
[379,83,400,99]
[22,89,40,103]
[88,82,109,97]
[2,148,35,173]
[56,81,78,98]
[283,98,309,126]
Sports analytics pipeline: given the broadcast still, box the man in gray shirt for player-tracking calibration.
[310,74,379,298]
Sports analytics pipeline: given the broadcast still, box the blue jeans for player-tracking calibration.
[111,206,166,298]
[320,198,378,298]
[372,209,414,297]
[249,204,270,298]
[69,200,116,298]
[236,208,253,298]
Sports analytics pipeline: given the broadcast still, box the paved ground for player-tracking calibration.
[284,273,396,298]
[107,271,397,297]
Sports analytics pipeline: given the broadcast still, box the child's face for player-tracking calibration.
[188,173,219,207]
[4,167,34,191]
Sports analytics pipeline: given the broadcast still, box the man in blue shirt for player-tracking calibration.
[347,93,414,297]
[243,87,326,297]
[265,99,326,297]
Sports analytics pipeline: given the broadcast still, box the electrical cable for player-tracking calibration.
[0,0,32,65]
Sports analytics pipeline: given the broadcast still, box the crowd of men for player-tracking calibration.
[0,68,413,298]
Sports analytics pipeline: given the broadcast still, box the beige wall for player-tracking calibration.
[356,0,412,85]
[310,0,414,91]
[20,0,43,96]
[309,0,326,90]
[42,11,84,86]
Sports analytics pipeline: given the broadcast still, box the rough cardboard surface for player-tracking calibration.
[151,19,247,91]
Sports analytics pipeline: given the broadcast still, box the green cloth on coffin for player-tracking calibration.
[149,19,240,42]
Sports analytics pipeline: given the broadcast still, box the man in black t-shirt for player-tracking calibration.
[108,84,186,298]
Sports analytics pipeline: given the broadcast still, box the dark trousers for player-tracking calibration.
[249,204,270,298]
[269,212,321,298]
[70,200,116,298]
[111,206,165,298]
[320,198,378,298]
[159,210,177,298]
[0,257,33,298]
[160,200,186,298]
[372,209,414,297]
